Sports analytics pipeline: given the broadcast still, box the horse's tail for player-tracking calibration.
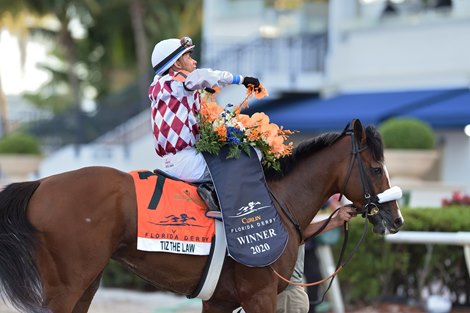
[0,181,49,313]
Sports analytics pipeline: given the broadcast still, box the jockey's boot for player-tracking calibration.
[197,183,219,212]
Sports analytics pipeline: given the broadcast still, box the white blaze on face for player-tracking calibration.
[383,164,404,222]
[383,164,392,187]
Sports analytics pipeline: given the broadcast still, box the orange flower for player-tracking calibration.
[201,101,223,122]
[214,124,227,141]
[280,128,295,139]
[268,136,285,154]
[251,112,270,127]
[246,128,261,141]
[284,142,294,156]
[240,99,249,109]
[237,114,255,129]
[212,86,221,94]
[261,123,280,140]
[197,80,294,168]
[254,84,269,99]
[246,83,269,100]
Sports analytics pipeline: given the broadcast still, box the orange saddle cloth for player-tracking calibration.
[130,171,215,255]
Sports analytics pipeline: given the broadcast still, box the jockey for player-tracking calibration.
[148,36,260,208]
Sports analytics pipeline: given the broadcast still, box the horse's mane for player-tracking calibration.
[264,125,384,181]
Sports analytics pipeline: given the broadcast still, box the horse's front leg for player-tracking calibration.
[238,285,278,313]
[202,284,277,313]
[235,266,279,313]
[202,300,239,313]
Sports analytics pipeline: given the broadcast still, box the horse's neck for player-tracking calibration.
[270,143,346,234]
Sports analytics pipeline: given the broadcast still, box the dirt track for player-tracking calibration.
[0,288,202,313]
[2,288,469,313]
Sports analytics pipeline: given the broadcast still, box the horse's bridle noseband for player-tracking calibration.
[337,125,381,218]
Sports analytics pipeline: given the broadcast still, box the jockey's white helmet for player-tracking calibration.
[151,37,194,76]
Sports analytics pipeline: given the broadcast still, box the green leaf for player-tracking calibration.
[242,144,252,157]
[226,145,241,159]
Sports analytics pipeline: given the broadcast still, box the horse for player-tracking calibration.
[0,119,403,313]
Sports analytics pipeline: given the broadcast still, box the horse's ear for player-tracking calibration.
[352,119,366,145]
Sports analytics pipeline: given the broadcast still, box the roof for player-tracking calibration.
[252,88,470,132]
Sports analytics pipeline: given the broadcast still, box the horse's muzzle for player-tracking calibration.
[390,217,404,233]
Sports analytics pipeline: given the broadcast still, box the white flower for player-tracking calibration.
[236,122,246,131]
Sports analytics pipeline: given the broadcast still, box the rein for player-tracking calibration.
[269,123,381,289]
[269,189,303,243]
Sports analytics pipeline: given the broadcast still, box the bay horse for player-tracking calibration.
[0,119,403,313]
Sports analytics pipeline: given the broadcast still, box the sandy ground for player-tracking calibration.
[0,288,202,313]
[1,288,469,313]
[348,304,470,313]
[88,289,202,313]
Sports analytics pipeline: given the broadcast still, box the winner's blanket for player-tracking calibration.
[130,171,215,255]
[202,146,288,267]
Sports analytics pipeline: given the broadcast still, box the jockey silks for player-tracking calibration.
[148,68,243,157]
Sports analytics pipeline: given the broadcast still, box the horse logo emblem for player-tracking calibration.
[229,201,271,218]
[148,213,205,228]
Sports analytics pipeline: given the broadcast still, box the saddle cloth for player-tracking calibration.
[130,171,215,255]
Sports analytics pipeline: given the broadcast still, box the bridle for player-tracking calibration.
[270,121,386,292]
[337,123,381,218]
[272,122,382,240]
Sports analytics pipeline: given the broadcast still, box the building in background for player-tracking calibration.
[202,0,470,204]
[202,0,329,95]
[202,0,470,95]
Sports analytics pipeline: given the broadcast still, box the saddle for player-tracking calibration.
[152,169,221,219]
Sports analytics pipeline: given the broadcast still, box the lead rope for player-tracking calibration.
[312,207,370,304]
[270,207,347,288]
[270,205,370,289]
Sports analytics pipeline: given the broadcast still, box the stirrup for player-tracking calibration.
[205,210,222,220]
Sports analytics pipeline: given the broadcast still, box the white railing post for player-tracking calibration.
[385,231,470,279]
[317,245,345,313]
[464,245,470,279]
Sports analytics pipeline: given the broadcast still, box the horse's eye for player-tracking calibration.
[372,167,382,176]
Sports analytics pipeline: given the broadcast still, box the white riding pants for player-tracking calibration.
[157,146,262,183]
[156,147,210,182]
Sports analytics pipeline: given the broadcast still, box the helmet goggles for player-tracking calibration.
[153,37,194,73]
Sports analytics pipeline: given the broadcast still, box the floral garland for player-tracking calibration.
[195,84,294,171]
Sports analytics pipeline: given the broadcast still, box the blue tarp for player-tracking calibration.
[262,88,469,132]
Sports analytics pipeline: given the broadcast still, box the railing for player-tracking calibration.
[385,231,470,280]
[94,110,149,145]
[202,33,328,93]
[28,77,149,151]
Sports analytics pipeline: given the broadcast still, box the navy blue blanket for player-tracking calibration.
[203,146,288,267]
